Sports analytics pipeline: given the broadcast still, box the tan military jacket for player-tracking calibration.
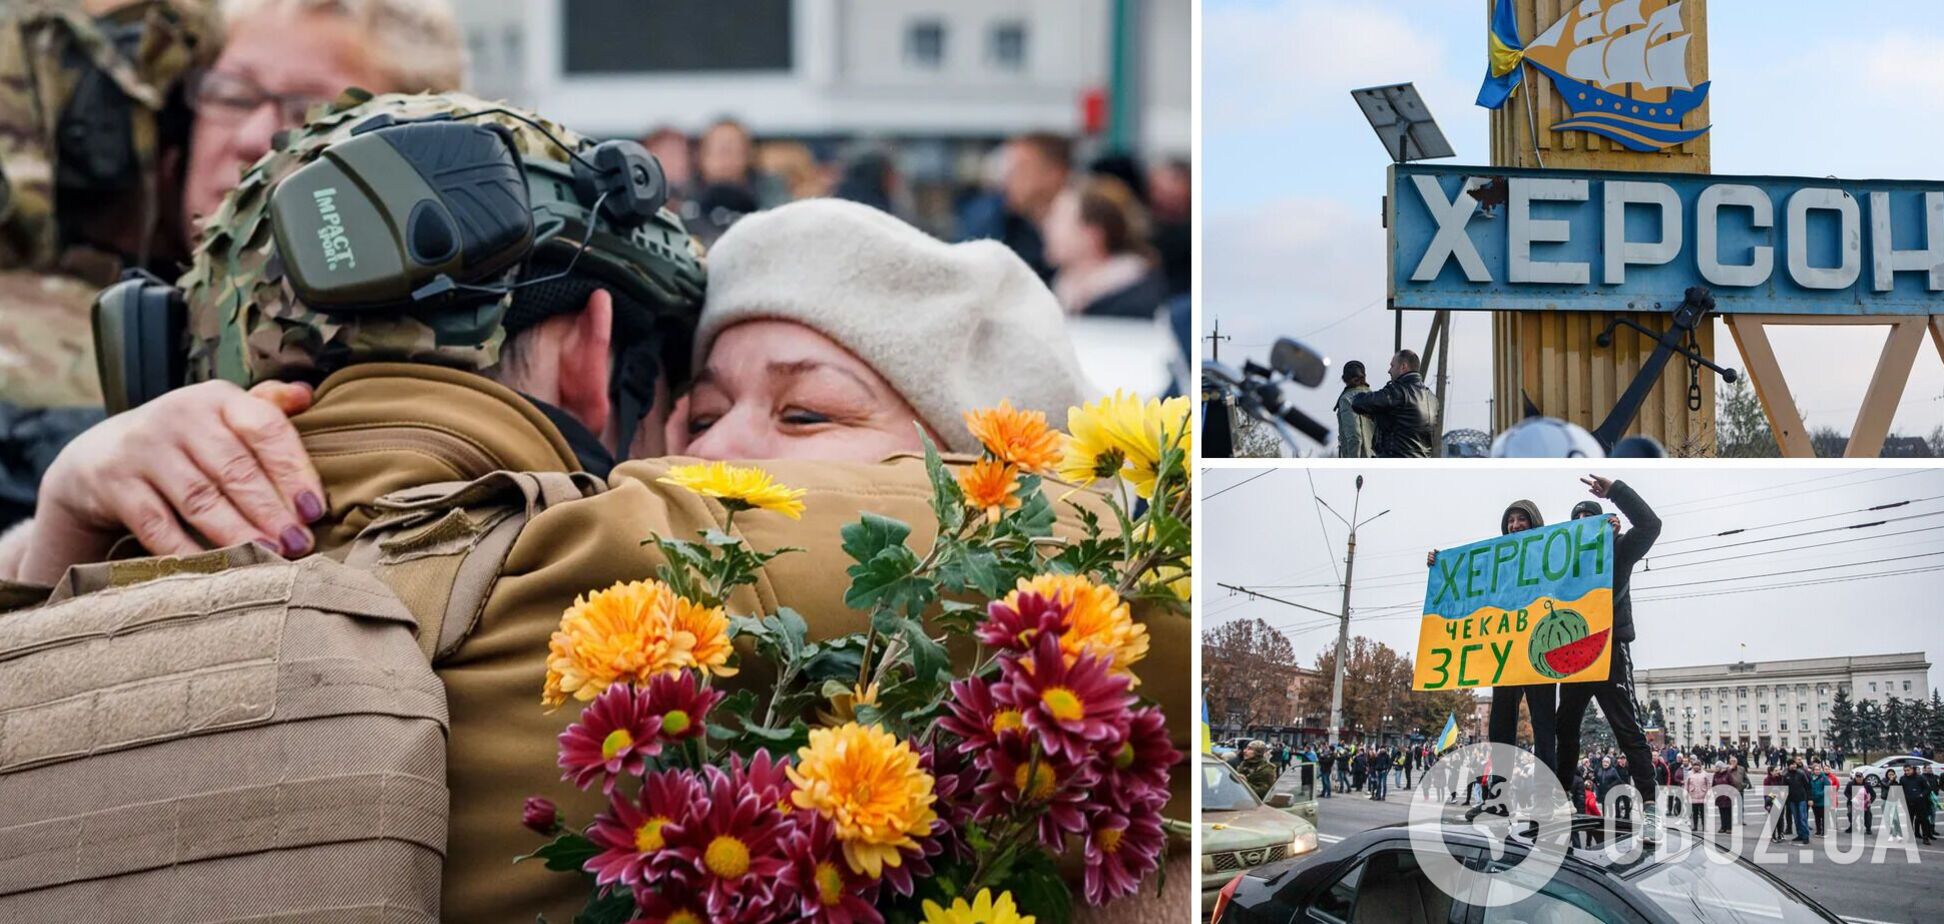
[293,364,1189,922]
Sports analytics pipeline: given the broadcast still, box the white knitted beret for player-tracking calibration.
[694,198,1095,453]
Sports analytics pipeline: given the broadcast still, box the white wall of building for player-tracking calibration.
[450,0,1188,153]
[1638,653,1932,750]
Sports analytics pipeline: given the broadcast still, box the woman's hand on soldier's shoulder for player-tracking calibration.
[18,380,323,585]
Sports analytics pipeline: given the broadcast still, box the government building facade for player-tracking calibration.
[1636,653,1933,751]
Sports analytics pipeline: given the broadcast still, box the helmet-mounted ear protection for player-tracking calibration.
[93,108,681,456]
[266,110,667,311]
[91,269,186,415]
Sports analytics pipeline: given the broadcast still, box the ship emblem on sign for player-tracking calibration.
[1522,0,1710,152]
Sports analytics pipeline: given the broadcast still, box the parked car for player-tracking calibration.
[1200,755,1318,917]
[1853,755,1944,786]
[1211,817,1845,924]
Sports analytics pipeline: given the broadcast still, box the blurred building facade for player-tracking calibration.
[454,0,1189,154]
[1638,652,1932,751]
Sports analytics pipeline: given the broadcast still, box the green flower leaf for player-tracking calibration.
[900,619,950,686]
[572,885,636,924]
[1000,849,1074,924]
[845,545,934,617]
[921,431,967,533]
[841,514,912,565]
[513,831,599,873]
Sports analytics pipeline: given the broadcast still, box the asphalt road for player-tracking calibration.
[1308,786,1938,924]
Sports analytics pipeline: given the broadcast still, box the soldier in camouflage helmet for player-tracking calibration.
[0,91,1192,920]
[179,89,705,395]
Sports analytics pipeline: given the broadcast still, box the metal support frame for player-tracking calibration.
[1725,314,1937,458]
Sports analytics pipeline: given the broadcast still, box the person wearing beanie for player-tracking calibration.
[670,197,1094,461]
[1552,474,1664,844]
[1429,499,1558,821]
[1335,361,1374,458]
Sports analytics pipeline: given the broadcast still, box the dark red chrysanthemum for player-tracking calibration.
[1092,705,1179,813]
[994,635,1134,765]
[641,669,726,741]
[558,683,664,793]
[973,733,1097,851]
[522,795,559,835]
[777,812,883,924]
[729,748,795,812]
[937,675,1028,760]
[919,744,976,863]
[666,763,791,920]
[1080,804,1167,906]
[583,769,703,891]
[974,590,1070,654]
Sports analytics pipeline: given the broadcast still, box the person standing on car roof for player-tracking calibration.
[1552,475,1663,844]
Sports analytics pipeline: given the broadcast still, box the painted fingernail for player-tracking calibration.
[297,491,325,522]
[280,526,313,558]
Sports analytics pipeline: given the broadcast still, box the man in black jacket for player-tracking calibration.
[1349,349,1439,457]
[1552,475,1665,843]
[1909,767,1939,844]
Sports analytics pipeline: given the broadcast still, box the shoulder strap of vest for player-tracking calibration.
[343,469,603,661]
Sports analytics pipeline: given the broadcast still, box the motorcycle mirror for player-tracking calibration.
[1270,337,1329,388]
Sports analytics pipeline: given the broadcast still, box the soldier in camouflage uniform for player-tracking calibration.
[1,92,1191,919]
[0,1,219,528]
[1238,740,1281,798]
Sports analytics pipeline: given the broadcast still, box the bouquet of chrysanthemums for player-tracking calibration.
[517,393,1190,923]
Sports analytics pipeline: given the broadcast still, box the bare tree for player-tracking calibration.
[1202,619,1299,732]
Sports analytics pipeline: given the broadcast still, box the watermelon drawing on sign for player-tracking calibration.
[1543,629,1611,677]
[1526,600,1594,679]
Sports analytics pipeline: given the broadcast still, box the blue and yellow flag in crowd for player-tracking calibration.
[1435,713,1461,753]
[1476,0,1526,109]
[1201,699,1214,754]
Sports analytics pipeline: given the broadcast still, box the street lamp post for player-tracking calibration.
[1321,475,1388,747]
[1684,706,1695,749]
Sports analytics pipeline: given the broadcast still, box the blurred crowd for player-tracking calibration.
[642,119,1192,322]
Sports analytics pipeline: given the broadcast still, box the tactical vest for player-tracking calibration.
[0,469,599,921]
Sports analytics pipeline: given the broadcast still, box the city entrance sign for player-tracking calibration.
[1388,163,1944,315]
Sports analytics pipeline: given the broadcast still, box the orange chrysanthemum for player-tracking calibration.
[956,458,1022,523]
[543,579,735,708]
[787,723,938,880]
[964,401,1063,473]
[1005,573,1149,683]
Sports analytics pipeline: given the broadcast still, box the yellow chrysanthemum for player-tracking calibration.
[787,723,938,880]
[1007,573,1148,682]
[1057,391,1190,499]
[541,579,733,708]
[921,889,1036,924]
[956,458,1022,523]
[816,681,880,726]
[658,462,806,519]
[668,592,738,678]
[964,401,1063,473]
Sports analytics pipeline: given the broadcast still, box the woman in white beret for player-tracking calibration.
[666,197,1095,462]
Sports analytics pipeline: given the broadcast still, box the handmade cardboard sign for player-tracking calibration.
[1413,517,1614,690]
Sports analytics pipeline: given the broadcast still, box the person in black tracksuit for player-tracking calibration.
[1429,500,1558,814]
[1552,476,1663,836]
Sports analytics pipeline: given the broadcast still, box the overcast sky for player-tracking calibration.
[1202,465,1944,693]
[1203,0,1944,440]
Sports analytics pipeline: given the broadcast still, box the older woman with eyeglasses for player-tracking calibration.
[180,0,465,244]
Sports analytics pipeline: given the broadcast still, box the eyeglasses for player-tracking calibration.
[187,70,336,129]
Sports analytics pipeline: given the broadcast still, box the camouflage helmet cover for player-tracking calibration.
[181,90,707,388]
[0,0,221,272]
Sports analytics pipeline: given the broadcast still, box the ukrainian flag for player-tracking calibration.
[1476,0,1525,109]
[1435,713,1460,753]
[1201,699,1214,754]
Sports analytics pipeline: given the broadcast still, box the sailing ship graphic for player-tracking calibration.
[1521,0,1711,152]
